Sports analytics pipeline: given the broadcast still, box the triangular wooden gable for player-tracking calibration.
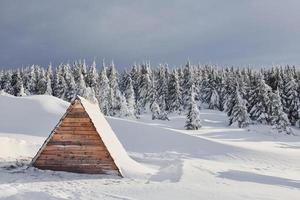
[31,97,121,176]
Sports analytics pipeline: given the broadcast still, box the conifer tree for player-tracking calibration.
[185,85,202,130]
[36,68,47,95]
[156,64,168,111]
[137,63,151,114]
[269,90,290,133]
[209,89,220,110]
[84,87,98,103]
[77,73,88,98]
[107,61,122,115]
[81,59,88,82]
[64,65,77,101]
[87,60,99,91]
[117,91,130,117]
[284,76,300,125]
[123,74,136,117]
[249,73,272,124]
[182,61,193,110]
[11,70,24,96]
[159,100,169,120]
[167,69,182,113]
[1,71,13,94]
[129,64,141,103]
[27,65,37,94]
[52,66,66,99]
[228,86,250,128]
[151,100,161,120]
[98,67,111,115]
[45,64,53,95]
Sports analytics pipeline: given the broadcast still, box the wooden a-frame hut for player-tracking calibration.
[31,96,124,176]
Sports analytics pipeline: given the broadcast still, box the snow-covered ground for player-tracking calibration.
[0,95,300,200]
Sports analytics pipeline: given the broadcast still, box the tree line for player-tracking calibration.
[0,60,298,133]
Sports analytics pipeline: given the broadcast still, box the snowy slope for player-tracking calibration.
[0,94,68,136]
[0,94,300,200]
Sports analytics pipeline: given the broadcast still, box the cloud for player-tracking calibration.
[0,0,300,68]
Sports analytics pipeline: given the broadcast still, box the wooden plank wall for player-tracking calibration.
[33,99,120,175]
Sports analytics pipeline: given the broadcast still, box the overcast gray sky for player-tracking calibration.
[0,0,300,69]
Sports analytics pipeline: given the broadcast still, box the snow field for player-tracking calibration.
[0,95,299,199]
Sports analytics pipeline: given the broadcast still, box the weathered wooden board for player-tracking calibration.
[56,126,96,131]
[34,159,115,165]
[41,145,106,151]
[51,134,100,140]
[35,153,111,160]
[62,118,91,122]
[35,165,118,174]
[53,130,99,135]
[60,122,94,127]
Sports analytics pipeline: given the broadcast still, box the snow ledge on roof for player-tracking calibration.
[78,96,155,178]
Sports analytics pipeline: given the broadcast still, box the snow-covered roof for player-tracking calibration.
[77,96,154,178]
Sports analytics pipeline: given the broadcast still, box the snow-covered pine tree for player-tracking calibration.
[77,73,89,98]
[52,65,66,99]
[228,85,250,128]
[159,100,169,120]
[107,61,122,115]
[72,61,82,83]
[202,66,220,109]
[208,88,220,110]
[84,87,98,103]
[129,63,141,104]
[76,78,98,103]
[177,68,184,101]
[283,76,300,125]
[0,70,13,94]
[45,64,53,95]
[151,100,161,120]
[137,63,151,114]
[167,69,182,113]
[81,59,88,83]
[147,73,157,111]
[36,67,47,95]
[269,90,290,133]
[156,64,168,112]
[45,75,52,96]
[277,69,289,113]
[64,65,77,101]
[98,66,111,115]
[117,91,130,117]
[216,70,226,111]
[86,60,99,91]
[123,73,136,117]
[249,73,272,124]
[193,65,202,101]
[182,61,194,110]
[26,65,38,94]
[11,70,24,96]
[199,67,207,102]
[185,85,202,130]
[224,75,239,117]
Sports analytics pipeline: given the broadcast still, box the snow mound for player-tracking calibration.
[0,134,43,159]
[79,96,155,178]
[0,94,68,136]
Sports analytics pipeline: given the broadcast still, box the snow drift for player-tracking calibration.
[0,93,154,178]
